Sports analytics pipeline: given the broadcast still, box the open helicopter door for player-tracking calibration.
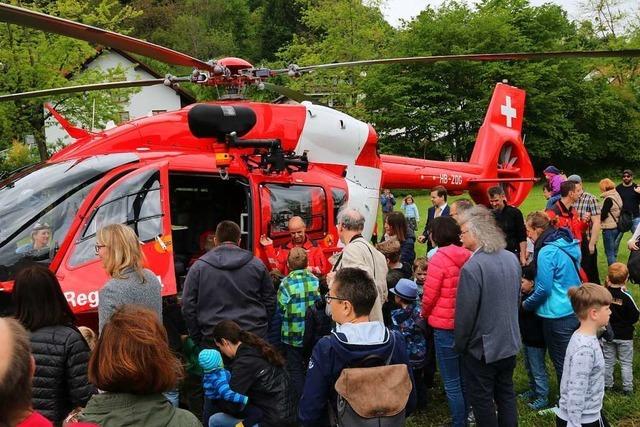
[56,161,175,315]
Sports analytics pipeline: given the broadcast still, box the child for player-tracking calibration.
[557,283,612,427]
[389,278,427,407]
[518,267,549,410]
[603,263,639,394]
[543,165,566,209]
[413,257,427,300]
[376,239,412,279]
[277,247,320,396]
[402,195,420,231]
[302,276,331,363]
[198,349,262,426]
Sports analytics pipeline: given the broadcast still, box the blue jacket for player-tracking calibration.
[523,228,581,319]
[298,323,416,426]
[203,368,248,405]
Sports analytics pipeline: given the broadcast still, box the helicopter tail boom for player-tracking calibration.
[380,83,534,206]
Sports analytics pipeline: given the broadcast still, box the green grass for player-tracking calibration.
[380,184,640,426]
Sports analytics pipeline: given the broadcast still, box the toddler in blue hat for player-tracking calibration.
[198,349,248,406]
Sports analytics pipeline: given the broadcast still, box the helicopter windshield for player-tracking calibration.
[0,154,138,281]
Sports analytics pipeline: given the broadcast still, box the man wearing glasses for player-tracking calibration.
[298,267,416,426]
[616,170,640,234]
[260,216,329,277]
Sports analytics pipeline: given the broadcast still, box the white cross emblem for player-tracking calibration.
[500,96,517,128]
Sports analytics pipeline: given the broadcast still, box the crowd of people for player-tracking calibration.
[1,169,640,427]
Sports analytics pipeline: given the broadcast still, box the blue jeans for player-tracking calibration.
[602,228,621,265]
[209,413,258,427]
[434,329,467,427]
[542,314,579,384]
[523,346,549,400]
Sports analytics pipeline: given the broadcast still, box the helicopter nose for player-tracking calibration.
[188,104,257,140]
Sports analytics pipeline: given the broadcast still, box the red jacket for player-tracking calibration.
[422,245,471,330]
[263,237,330,276]
[546,200,587,243]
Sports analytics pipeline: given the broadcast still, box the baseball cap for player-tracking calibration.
[623,169,633,177]
[567,174,582,183]
[543,165,561,175]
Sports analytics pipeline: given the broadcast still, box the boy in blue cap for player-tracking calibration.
[390,278,427,407]
[199,348,262,426]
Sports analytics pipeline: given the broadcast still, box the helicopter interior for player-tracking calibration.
[168,173,249,288]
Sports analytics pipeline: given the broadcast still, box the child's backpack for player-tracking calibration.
[333,333,412,426]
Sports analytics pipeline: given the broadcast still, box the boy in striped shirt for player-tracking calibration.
[278,247,320,397]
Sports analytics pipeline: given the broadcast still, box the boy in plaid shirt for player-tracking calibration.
[278,247,320,396]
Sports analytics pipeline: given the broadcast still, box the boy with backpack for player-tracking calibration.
[278,247,320,397]
[389,278,428,408]
[299,267,416,427]
[603,263,640,394]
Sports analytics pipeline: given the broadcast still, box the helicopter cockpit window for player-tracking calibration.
[0,153,138,281]
[262,184,326,237]
[70,169,163,267]
[332,188,348,224]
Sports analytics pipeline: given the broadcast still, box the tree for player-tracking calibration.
[0,0,141,159]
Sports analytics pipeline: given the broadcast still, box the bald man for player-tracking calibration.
[0,317,53,427]
[260,216,330,276]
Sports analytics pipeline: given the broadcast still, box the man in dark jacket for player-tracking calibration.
[0,317,53,427]
[616,169,640,233]
[456,206,521,426]
[418,186,450,250]
[488,186,528,266]
[299,267,417,426]
[182,221,276,344]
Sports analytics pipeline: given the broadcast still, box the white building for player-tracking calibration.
[45,49,195,146]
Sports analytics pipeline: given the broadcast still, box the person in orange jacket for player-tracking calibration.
[260,216,330,277]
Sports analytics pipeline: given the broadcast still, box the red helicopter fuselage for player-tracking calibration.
[0,82,533,317]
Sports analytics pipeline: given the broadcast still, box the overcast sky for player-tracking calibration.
[381,0,636,27]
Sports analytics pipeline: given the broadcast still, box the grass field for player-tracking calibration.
[378,183,640,426]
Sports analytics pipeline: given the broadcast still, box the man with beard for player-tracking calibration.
[488,186,527,266]
[260,216,330,276]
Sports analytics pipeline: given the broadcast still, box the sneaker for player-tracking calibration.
[538,405,558,416]
[528,397,549,410]
[467,412,476,425]
[518,390,536,400]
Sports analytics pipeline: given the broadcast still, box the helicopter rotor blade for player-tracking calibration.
[261,82,323,105]
[0,78,189,102]
[0,3,216,72]
[272,50,640,75]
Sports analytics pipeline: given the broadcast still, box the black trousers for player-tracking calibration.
[423,325,437,388]
[556,413,609,427]
[462,354,518,427]
[581,238,600,284]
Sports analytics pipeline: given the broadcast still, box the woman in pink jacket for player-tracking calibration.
[422,216,471,427]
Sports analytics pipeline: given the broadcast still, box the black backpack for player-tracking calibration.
[610,198,633,233]
[628,249,640,284]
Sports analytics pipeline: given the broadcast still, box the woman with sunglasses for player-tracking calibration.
[95,223,162,333]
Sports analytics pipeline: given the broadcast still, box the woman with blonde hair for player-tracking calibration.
[599,178,624,265]
[96,223,162,333]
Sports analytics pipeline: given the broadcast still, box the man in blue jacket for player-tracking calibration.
[298,267,416,426]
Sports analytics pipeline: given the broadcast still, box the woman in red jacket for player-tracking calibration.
[422,216,471,427]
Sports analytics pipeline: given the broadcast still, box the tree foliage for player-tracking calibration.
[0,0,638,174]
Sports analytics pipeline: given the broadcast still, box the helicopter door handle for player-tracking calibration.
[155,235,168,252]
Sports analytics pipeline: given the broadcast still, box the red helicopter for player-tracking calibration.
[0,3,638,318]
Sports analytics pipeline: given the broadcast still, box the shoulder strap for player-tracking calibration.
[609,197,623,223]
[555,245,582,282]
[352,238,377,279]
